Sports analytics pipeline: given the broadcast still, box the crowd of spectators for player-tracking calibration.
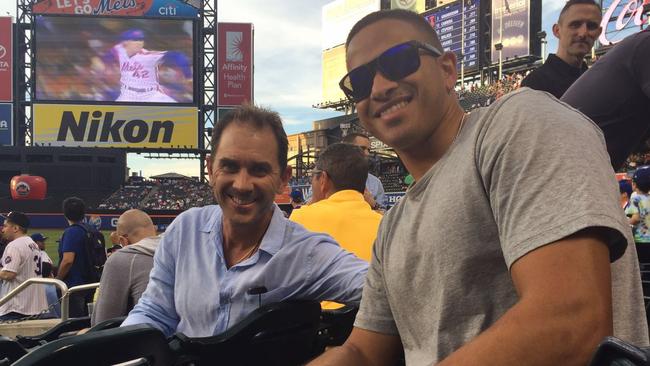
[457,71,529,111]
[98,177,215,211]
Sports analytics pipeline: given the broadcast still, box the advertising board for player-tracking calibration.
[0,17,12,102]
[32,0,199,18]
[33,104,198,148]
[491,0,531,63]
[217,23,254,107]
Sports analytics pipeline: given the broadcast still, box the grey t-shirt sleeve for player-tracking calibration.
[476,89,631,268]
[353,220,399,335]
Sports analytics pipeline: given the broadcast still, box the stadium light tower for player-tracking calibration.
[537,30,547,62]
[498,0,504,80]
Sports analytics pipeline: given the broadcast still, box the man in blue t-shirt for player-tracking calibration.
[57,197,94,317]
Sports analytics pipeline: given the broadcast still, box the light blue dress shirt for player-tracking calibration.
[122,204,368,338]
[366,173,386,209]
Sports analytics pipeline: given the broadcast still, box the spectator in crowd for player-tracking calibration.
[290,189,304,209]
[57,197,95,317]
[521,0,602,98]
[106,244,123,259]
[310,9,646,366]
[31,233,53,276]
[92,209,160,326]
[629,167,650,244]
[562,30,650,170]
[291,143,382,263]
[0,212,48,320]
[342,132,386,210]
[122,104,368,337]
[30,232,60,318]
[620,179,634,215]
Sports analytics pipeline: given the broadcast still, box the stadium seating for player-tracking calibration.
[14,316,91,349]
[169,300,322,366]
[12,324,173,366]
[588,336,650,366]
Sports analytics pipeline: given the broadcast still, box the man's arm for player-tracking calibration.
[91,255,130,326]
[0,270,17,281]
[56,252,75,281]
[438,228,612,366]
[308,327,402,366]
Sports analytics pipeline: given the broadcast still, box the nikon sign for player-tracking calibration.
[33,104,198,148]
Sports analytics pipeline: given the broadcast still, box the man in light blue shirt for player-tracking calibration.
[122,105,368,337]
[342,132,386,210]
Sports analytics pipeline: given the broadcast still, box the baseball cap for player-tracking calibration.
[120,29,145,41]
[290,189,304,202]
[1,211,30,229]
[30,233,47,242]
[633,166,650,186]
[619,179,633,196]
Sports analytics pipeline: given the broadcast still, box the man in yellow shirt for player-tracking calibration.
[290,143,382,262]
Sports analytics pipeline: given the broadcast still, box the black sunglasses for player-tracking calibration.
[339,40,443,103]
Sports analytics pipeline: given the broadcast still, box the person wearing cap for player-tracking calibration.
[0,212,48,320]
[31,233,53,275]
[104,28,191,103]
[629,167,650,243]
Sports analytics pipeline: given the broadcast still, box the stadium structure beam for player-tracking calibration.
[199,0,217,183]
[15,0,34,147]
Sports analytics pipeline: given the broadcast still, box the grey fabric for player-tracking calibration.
[91,236,161,326]
[354,88,648,365]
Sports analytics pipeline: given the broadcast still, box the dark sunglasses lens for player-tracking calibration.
[343,65,374,102]
[378,43,420,80]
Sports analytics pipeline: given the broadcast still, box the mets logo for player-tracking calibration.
[86,215,103,230]
[15,182,30,197]
[394,0,417,9]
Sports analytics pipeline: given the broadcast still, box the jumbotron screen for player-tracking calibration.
[34,16,195,104]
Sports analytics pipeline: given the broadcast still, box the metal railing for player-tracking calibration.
[0,278,100,322]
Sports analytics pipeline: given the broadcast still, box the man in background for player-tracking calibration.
[92,209,160,326]
[58,197,95,317]
[0,212,48,320]
[291,143,381,263]
[521,0,602,98]
[342,133,386,210]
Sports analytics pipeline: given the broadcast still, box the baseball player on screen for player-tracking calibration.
[109,29,191,103]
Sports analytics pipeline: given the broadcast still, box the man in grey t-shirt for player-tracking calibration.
[309,9,648,366]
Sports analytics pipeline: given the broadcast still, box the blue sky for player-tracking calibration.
[0,0,567,178]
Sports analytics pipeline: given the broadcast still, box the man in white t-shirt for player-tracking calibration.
[0,212,48,320]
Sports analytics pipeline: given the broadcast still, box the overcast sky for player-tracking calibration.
[0,0,566,178]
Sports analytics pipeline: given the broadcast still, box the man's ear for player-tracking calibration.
[438,52,458,93]
[552,23,560,39]
[206,155,214,187]
[277,165,292,194]
[320,171,333,197]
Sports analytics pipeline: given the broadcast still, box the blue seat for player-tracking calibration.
[0,336,27,365]
[15,316,90,348]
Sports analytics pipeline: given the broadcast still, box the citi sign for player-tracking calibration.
[57,110,174,143]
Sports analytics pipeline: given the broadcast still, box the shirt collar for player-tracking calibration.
[325,190,366,202]
[547,53,588,75]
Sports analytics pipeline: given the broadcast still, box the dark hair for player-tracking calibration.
[346,9,443,50]
[210,104,288,171]
[316,143,368,194]
[559,0,601,22]
[342,132,370,144]
[62,197,85,222]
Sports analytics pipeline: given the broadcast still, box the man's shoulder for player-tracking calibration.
[172,205,219,225]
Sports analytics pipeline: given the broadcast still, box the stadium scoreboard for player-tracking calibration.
[424,0,481,73]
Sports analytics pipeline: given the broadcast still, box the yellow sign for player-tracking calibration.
[322,45,348,103]
[390,0,425,13]
[33,104,198,148]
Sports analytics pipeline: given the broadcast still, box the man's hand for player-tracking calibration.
[0,270,17,281]
[363,189,377,210]
[437,228,613,366]
[57,252,75,281]
[308,327,401,366]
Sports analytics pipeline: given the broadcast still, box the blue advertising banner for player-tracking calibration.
[0,213,175,231]
[0,103,12,146]
[33,0,200,18]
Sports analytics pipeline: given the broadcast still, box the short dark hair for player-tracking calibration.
[559,0,601,22]
[316,143,368,194]
[346,9,443,50]
[210,104,288,171]
[63,197,85,222]
[342,132,370,144]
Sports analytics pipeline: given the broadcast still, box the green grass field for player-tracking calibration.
[29,229,113,263]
